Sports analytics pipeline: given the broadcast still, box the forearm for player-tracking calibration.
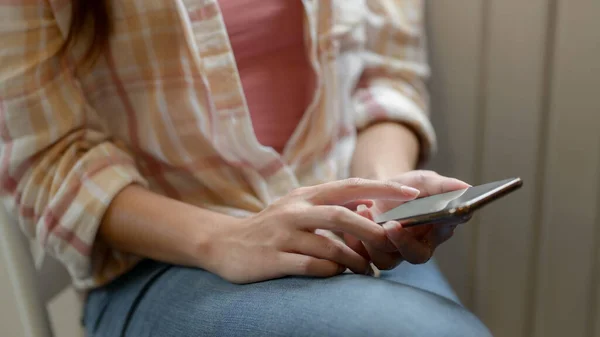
[99,185,237,269]
[351,122,420,180]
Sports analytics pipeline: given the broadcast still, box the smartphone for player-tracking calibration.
[374,177,523,227]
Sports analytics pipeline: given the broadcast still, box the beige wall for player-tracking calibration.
[1,1,599,336]
[0,255,27,336]
[0,253,82,337]
[427,0,600,336]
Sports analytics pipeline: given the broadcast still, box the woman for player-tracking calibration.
[0,1,490,336]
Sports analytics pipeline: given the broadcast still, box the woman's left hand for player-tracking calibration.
[343,170,470,270]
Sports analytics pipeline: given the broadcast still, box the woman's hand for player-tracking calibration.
[203,178,420,284]
[343,171,470,270]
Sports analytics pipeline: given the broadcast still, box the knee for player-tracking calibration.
[369,294,492,337]
[416,301,491,337]
[324,285,491,337]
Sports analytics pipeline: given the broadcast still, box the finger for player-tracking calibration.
[344,199,374,211]
[343,233,371,260]
[356,206,399,255]
[405,225,431,239]
[420,214,471,250]
[309,178,420,206]
[278,253,345,278]
[400,171,470,197]
[301,206,394,251]
[356,205,374,221]
[288,232,371,275]
[364,243,404,270]
[426,223,460,250]
[383,221,432,264]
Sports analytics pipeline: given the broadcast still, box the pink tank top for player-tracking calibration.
[220,0,314,153]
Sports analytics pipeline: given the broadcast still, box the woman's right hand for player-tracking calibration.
[202,178,421,284]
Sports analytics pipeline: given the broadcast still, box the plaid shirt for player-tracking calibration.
[0,0,435,289]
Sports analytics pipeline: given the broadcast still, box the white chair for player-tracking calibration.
[0,205,80,337]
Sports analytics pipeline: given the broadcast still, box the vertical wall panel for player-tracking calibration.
[425,0,485,307]
[594,179,600,337]
[474,1,551,336]
[48,289,84,337]
[532,1,600,336]
[0,249,26,337]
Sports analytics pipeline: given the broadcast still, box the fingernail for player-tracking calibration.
[383,221,400,231]
[365,264,375,276]
[401,186,420,197]
[357,204,368,212]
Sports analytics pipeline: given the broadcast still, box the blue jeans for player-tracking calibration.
[84,260,491,337]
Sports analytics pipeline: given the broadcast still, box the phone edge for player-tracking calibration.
[377,177,523,227]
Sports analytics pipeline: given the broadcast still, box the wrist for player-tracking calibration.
[189,211,243,272]
[100,184,248,270]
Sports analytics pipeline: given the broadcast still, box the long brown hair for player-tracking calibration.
[61,1,111,67]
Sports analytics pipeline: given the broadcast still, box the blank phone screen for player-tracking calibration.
[374,178,518,224]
